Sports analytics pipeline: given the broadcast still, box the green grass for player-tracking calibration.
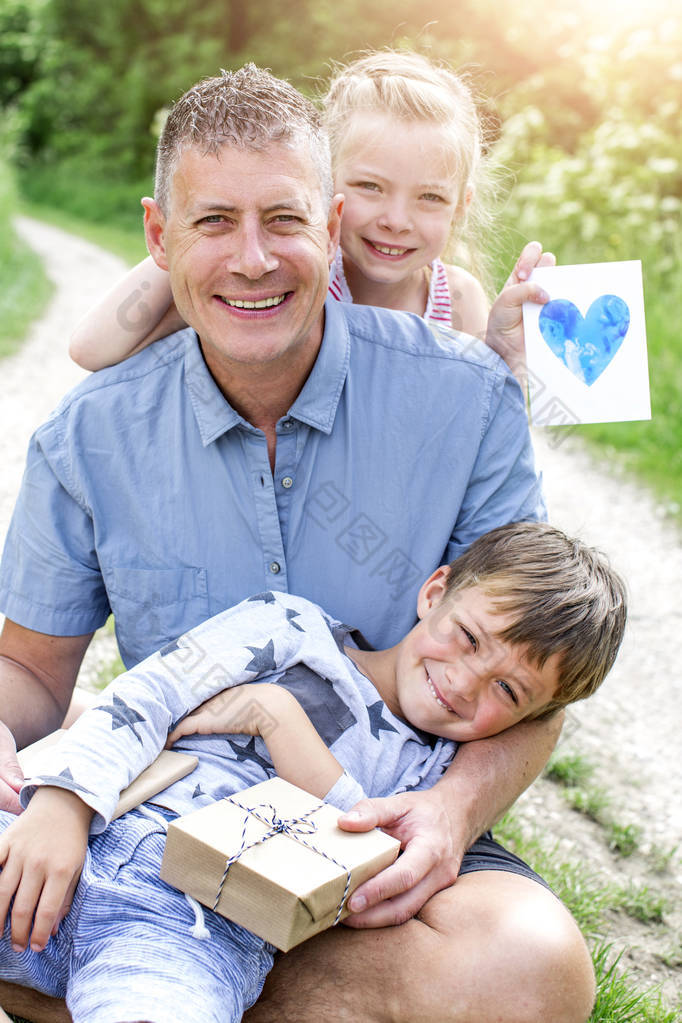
[572,281,682,520]
[495,812,680,1021]
[649,844,680,876]
[0,160,54,358]
[545,753,611,823]
[546,752,595,788]
[591,944,681,1023]
[606,821,643,858]
[612,882,668,925]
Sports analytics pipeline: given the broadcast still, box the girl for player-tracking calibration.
[69,51,549,371]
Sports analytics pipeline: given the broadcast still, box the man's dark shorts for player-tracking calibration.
[459,831,551,891]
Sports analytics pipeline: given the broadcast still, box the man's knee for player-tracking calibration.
[248,871,595,1023]
[418,871,595,1023]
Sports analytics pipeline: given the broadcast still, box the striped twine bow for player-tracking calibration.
[213,797,352,926]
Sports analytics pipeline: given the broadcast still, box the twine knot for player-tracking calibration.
[212,796,351,927]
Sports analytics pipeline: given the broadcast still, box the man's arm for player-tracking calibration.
[0,620,92,813]
[339,712,562,927]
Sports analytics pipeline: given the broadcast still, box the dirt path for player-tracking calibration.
[3,215,681,1003]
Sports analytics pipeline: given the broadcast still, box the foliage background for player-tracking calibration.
[1,0,681,510]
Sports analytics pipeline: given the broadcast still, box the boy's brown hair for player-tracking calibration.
[444,521,627,720]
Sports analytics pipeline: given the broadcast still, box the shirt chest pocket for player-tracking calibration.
[106,565,209,666]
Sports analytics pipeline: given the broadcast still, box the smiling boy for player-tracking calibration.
[0,522,626,1023]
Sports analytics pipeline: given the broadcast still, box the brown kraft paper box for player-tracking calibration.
[160,776,401,951]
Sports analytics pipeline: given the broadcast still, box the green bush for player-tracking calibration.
[19,161,152,232]
[490,21,682,518]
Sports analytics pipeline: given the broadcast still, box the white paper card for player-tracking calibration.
[522,260,651,426]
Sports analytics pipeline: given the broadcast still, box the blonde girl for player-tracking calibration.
[69,51,549,369]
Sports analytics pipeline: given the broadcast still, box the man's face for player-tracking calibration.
[144,142,342,382]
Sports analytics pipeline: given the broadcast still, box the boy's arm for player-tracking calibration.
[0,787,93,952]
[168,683,344,800]
[18,594,335,828]
[69,255,184,370]
[338,712,562,927]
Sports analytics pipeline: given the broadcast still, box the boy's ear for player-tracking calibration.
[142,197,169,271]
[416,565,451,619]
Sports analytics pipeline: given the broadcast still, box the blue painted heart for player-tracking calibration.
[538,295,630,386]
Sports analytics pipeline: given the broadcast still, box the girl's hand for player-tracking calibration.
[486,241,555,388]
[166,684,282,746]
[0,787,92,952]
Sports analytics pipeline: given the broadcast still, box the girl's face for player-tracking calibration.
[334,112,462,286]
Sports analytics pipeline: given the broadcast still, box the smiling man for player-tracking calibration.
[0,66,595,1022]
[143,142,342,470]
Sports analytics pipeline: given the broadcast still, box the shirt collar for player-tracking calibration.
[184,298,350,446]
[184,333,242,446]
[288,297,350,435]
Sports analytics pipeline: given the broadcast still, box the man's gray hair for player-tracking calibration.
[155,64,333,214]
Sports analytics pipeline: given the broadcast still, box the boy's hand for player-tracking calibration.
[0,787,92,952]
[337,787,462,928]
[167,684,281,746]
[486,241,555,387]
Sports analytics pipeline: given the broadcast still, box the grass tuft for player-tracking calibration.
[545,752,595,787]
[591,943,681,1023]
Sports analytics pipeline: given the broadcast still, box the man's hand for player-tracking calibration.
[0,721,24,815]
[337,787,463,928]
[486,240,556,387]
[0,787,92,952]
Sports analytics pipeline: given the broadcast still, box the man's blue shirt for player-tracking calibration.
[0,298,545,666]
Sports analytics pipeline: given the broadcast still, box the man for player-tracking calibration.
[0,66,594,1021]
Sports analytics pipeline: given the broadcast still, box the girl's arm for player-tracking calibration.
[444,264,490,340]
[69,256,186,370]
[167,683,344,800]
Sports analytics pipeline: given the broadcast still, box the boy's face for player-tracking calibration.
[392,573,561,742]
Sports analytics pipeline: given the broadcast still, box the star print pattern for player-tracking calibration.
[26,766,95,798]
[367,700,400,740]
[276,663,356,744]
[244,640,277,675]
[247,592,276,605]
[226,737,272,772]
[285,608,304,632]
[98,694,146,744]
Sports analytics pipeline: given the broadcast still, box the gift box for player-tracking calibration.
[160,776,401,951]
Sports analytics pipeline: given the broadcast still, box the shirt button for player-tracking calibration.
[281,476,293,489]
[282,420,294,431]
[269,561,281,574]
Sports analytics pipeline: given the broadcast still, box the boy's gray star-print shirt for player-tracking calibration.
[20,592,456,832]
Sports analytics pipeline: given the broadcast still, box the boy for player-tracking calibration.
[0,522,626,1023]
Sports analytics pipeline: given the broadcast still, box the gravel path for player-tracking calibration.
[3,215,681,1000]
